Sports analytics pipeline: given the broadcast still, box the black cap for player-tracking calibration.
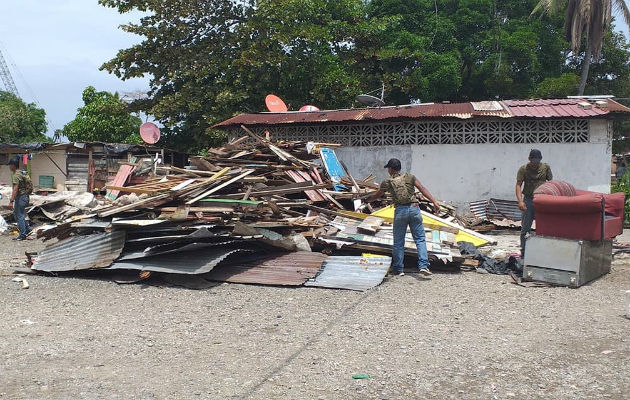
[529,149,542,161]
[384,158,401,171]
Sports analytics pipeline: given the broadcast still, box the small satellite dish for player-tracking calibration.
[299,105,320,112]
[265,94,288,112]
[139,122,161,144]
[356,94,385,107]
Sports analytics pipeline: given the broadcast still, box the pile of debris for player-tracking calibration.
[18,128,495,290]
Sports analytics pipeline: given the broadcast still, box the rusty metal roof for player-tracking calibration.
[503,98,630,118]
[305,256,391,291]
[205,251,327,286]
[214,98,630,128]
[32,230,126,272]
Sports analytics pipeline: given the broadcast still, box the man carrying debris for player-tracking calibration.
[8,157,33,241]
[516,149,552,255]
[367,158,441,276]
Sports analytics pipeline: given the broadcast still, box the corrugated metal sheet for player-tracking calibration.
[214,99,630,128]
[214,102,512,128]
[108,248,253,274]
[305,256,391,291]
[118,239,244,260]
[32,230,126,272]
[205,251,327,285]
[469,198,522,221]
[503,98,630,118]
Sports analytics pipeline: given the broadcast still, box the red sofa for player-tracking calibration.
[532,180,625,241]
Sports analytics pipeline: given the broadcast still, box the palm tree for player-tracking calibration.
[532,0,630,95]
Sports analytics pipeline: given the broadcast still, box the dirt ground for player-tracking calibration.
[0,229,628,400]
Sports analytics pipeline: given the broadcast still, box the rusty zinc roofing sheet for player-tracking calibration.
[214,102,512,128]
[503,98,630,118]
[32,230,126,272]
[205,251,327,286]
[305,256,391,291]
[214,98,630,128]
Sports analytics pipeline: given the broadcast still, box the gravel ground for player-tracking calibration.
[0,229,628,399]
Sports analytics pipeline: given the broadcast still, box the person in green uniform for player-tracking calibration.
[8,157,32,241]
[515,149,552,255]
[367,158,441,276]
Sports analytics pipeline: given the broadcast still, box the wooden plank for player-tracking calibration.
[105,185,162,195]
[175,167,231,195]
[285,170,326,202]
[106,164,135,200]
[185,169,255,204]
[98,193,171,217]
[210,183,328,199]
[357,216,384,234]
[170,179,197,192]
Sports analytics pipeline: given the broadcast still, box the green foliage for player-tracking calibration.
[98,0,630,151]
[0,91,49,143]
[533,73,580,98]
[62,86,142,144]
[611,171,630,225]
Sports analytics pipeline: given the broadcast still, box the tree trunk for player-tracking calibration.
[578,41,592,95]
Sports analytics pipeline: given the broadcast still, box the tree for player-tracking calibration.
[99,0,630,150]
[0,90,48,143]
[62,86,142,143]
[532,0,630,94]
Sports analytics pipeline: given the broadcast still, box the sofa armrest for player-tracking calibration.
[604,192,625,218]
[533,193,603,214]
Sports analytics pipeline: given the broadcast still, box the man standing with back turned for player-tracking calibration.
[367,158,441,276]
[516,149,552,255]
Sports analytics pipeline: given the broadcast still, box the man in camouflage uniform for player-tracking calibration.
[8,157,32,241]
[368,158,441,276]
[516,149,553,255]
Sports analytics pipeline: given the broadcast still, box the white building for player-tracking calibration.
[216,99,630,209]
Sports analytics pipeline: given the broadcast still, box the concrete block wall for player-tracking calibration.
[336,119,611,210]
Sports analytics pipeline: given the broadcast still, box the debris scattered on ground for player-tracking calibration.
[9,129,502,290]
[11,276,29,289]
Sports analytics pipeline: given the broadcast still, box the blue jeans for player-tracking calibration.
[13,194,30,238]
[520,196,534,255]
[392,204,429,273]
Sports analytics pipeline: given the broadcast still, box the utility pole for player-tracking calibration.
[0,48,19,96]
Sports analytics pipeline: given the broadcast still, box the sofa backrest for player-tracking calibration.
[533,180,577,197]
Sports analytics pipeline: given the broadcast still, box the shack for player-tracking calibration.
[215,98,630,208]
[0,142,187,192]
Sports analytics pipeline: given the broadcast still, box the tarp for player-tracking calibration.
[0,143,47,153]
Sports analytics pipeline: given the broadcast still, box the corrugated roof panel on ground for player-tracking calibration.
[305,256,391,291]
[205,251,327,286]
[118,240,244,260]
[32,230,126,272]
[469,199,522,221]
[108,248,254,274]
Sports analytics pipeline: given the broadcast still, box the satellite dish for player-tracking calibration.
[357,82,386,107]
[299,105,320,112]
[356,94,385,107]
[265,94,288,112]
[139,122,161,144]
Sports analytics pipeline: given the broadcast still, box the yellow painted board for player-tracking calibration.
[371,205,493,247]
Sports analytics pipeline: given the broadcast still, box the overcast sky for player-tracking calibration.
[0,0,149,136]
[1,1,629,138]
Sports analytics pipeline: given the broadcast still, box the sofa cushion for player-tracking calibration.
[533,180,577,197]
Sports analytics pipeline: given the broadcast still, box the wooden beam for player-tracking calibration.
[186,169,255,204]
